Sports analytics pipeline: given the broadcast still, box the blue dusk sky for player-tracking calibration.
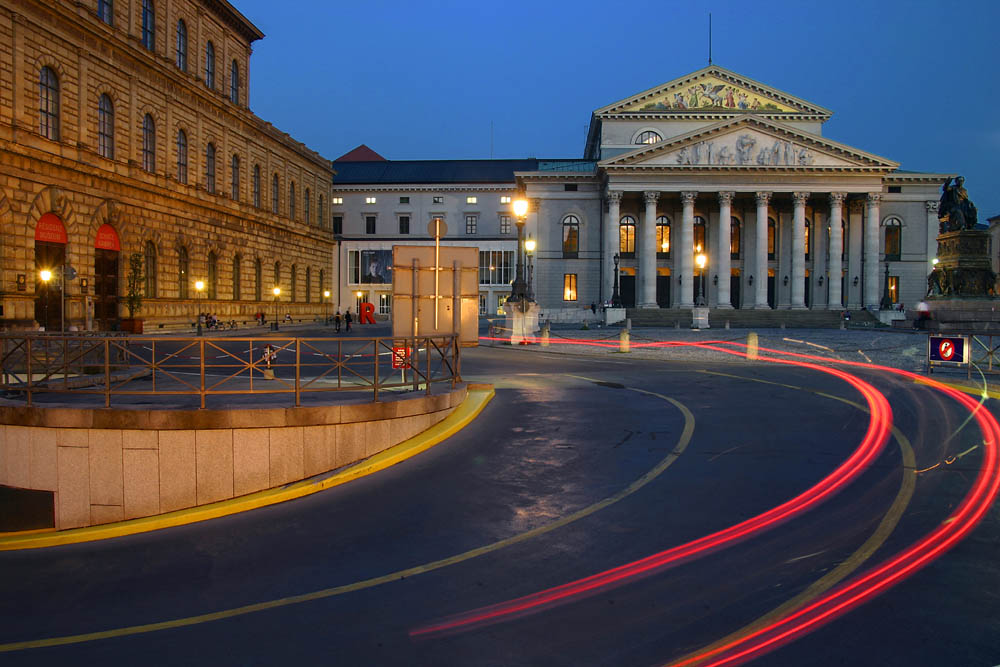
[238,0,1000,217]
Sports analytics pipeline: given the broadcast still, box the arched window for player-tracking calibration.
[305,266,312,303]
[272,174,279,214]
[142,113,155,172]
[205,142,216,194]
[232,254,241,300]
[619,215,636,256]
[205,41,215,89]
[767,217,777,260]
[291,265,298,302]
[144,241,157,298]
[318,195,325,228]
[98,93,114,159]
[804,218,812,260]
[289,182,296,219]
[254,257,262,301]
[730,217,741,258]
[635,130,662,145]
[229,60,239,104]
[841,218,848,261]
[97,0,113,25]
[694,216,707,253]
[207,251,218,300]
[175,129,187,183]
[39,67,60,140]
[562,215,580,257]
[141,0,155,51]
[304,188,311,224]
[656,215,671,257]
[178,246,189,299]
[175,19,187,71]
[273,261,280,291]
[252,165,261,208]
[230,154,240,201]
[884,216,902,260]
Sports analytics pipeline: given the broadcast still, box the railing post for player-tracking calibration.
[104,337,111,408]
[295,338,301,407]
[26,337,33,407]
[373,336,380,402]
[199,338,206,409]
[426,336,431,395]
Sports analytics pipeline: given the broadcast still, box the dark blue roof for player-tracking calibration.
[332,158,595,185]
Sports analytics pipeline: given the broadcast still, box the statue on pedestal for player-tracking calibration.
[937,176,978,233]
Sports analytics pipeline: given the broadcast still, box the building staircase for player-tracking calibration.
[624,307,880,329]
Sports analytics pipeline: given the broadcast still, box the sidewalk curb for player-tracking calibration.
[0,386,494,551]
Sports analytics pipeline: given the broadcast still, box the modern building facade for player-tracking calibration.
[334,66,949,319]
[1,0,335,331]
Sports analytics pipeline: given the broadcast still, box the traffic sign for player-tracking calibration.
[928,335,968,366]
[392,346,412,369]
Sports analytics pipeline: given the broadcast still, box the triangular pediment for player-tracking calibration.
[600,116,898,171]
[595,66,831,118]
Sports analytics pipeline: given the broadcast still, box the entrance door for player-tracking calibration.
[656,275,671,308]
[804,276,811,308]
[34,240,65,331]
[767,275,776,309]
[620,275,636,308]
[730,275,741,309]
[94,248,119,330]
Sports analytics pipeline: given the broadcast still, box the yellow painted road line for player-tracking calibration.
[0,388,495,551]
[0,379,695,653]
[913,376,1000,401]
[668,372,917,667]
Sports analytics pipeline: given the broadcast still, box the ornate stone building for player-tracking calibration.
[1,0,334,331]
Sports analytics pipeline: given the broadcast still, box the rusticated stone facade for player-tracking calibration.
[1,1,335,330]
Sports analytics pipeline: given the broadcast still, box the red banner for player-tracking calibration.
[95,223,120,251]
[34,213,67,244]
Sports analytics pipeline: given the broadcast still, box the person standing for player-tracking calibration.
[334,310,342,333]
[344,308,353,332]
[914,301,931,330]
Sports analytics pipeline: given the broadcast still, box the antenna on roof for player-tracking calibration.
[708,13,713,65]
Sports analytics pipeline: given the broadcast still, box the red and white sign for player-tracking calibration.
[939,339,955,361]
[391,346,412,369]
[94,223,121,251]
[34,213,67,244]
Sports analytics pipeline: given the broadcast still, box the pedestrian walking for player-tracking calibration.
[344,308,353,332]
[334,310,342,333]
[914,300,931,330]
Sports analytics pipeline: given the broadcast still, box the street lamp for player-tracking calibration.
[39,269,52,331]
[525,238,536,301]
[323,289,331,325]
[695,253,707,307]
[611,253,622,307]
[194,280,205,335]
[510,198,529,306]
[272,286,280,331]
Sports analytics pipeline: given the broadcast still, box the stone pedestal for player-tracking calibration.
[604,307,626,326]
[692,306,710,329]
[928,230,997,297]
[503,300,541,345]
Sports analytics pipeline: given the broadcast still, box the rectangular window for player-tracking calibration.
[499,215,511,234]
[365,196,376,205]
[479,293,487,315]
[500,196,511,204]
[479,250,514,285]
[348,251,360,284]
[465,215,478,234]
[378,293,392,314]
[564,184,578,192]
[332,196,343,205]
[399,215,410,234]
[333,216,343,235]
[563,274,578,301]
[433,196,444,204]
[466,196,477,204]
[887,186,902,194]
[888,276,899,303]
[365,216,376,234]
[399,196,409,204]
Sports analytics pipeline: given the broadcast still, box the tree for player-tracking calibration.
[125,252,144,319]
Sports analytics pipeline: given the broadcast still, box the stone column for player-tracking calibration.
[791,192,809,309]
[679,192,697,308]
[716,192,734,308]
[864,193,881,309]
[754,192,772,308]
[926,201,940,271]
[639,191,659,308]
[604,190,622,303]
[828,193,846,310]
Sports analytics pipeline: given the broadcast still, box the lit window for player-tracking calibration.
[141,113,155,172]
[619,216,636,255]
[365,196,376,205]
[635,130,662,145]
[175,129,187,182]
[884,217,902,260]
[205,41,215,89]
[98,94,114,159]
[768,217,777,260]
[39,67,60,140]
[141,0,155,51]
[562,215,579,257]
[563,274,578,301]
[730,217,741,258]
[466,196,477,205]
[466,215,478,234]
[332,197,343,205]
[805,219,812,260]
[499,215,511,234]
[479,250,514,285]
[433,196,444,204]
[656,216,670,256]
[175,19,187,71]
[694,216,707,253]
[888,276,899,303]
[500,196,511,204]
[379,293,392,314]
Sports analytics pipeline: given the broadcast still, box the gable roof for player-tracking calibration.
[594,65,833,119]
[600,115,897,172]
[334,145,387,162]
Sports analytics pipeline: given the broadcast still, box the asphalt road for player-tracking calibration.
[1,341,998,666]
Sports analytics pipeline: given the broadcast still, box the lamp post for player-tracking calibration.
[272,286,280,331]
[695,253,707,306]
[195,280,205,335]
[323,289,331,325]
[510,198,529,305]
[39,269,52,331]
[611,253,622,307]
[524,238,536,302]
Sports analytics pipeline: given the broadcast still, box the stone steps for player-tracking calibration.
[624,308,879,329]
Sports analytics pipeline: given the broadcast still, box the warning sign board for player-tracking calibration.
[928,335,968,366]
[392,346,412,369]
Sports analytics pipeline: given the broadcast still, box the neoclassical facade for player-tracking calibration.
[1,1,335,331]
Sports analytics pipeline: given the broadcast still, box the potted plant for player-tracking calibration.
[121,252,144,333]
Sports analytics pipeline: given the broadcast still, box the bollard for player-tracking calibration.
[619,328,630,353]
[541,324,550,347]
[725,320,730,330]
[746,332,759,360]
[675,321,680,330]
[626,318,632,331]
[840,320,845,330]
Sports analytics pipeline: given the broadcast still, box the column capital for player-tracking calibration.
[643,191,660,205]
[792,192,810,205]
[925,200,939,213]
[755,191,772,206]
[867,192,882,205]
[849,199,865,214]
[829,192,848,206]
[606,190,623,204]
[717,191,735,205]
[681,191,698,205]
